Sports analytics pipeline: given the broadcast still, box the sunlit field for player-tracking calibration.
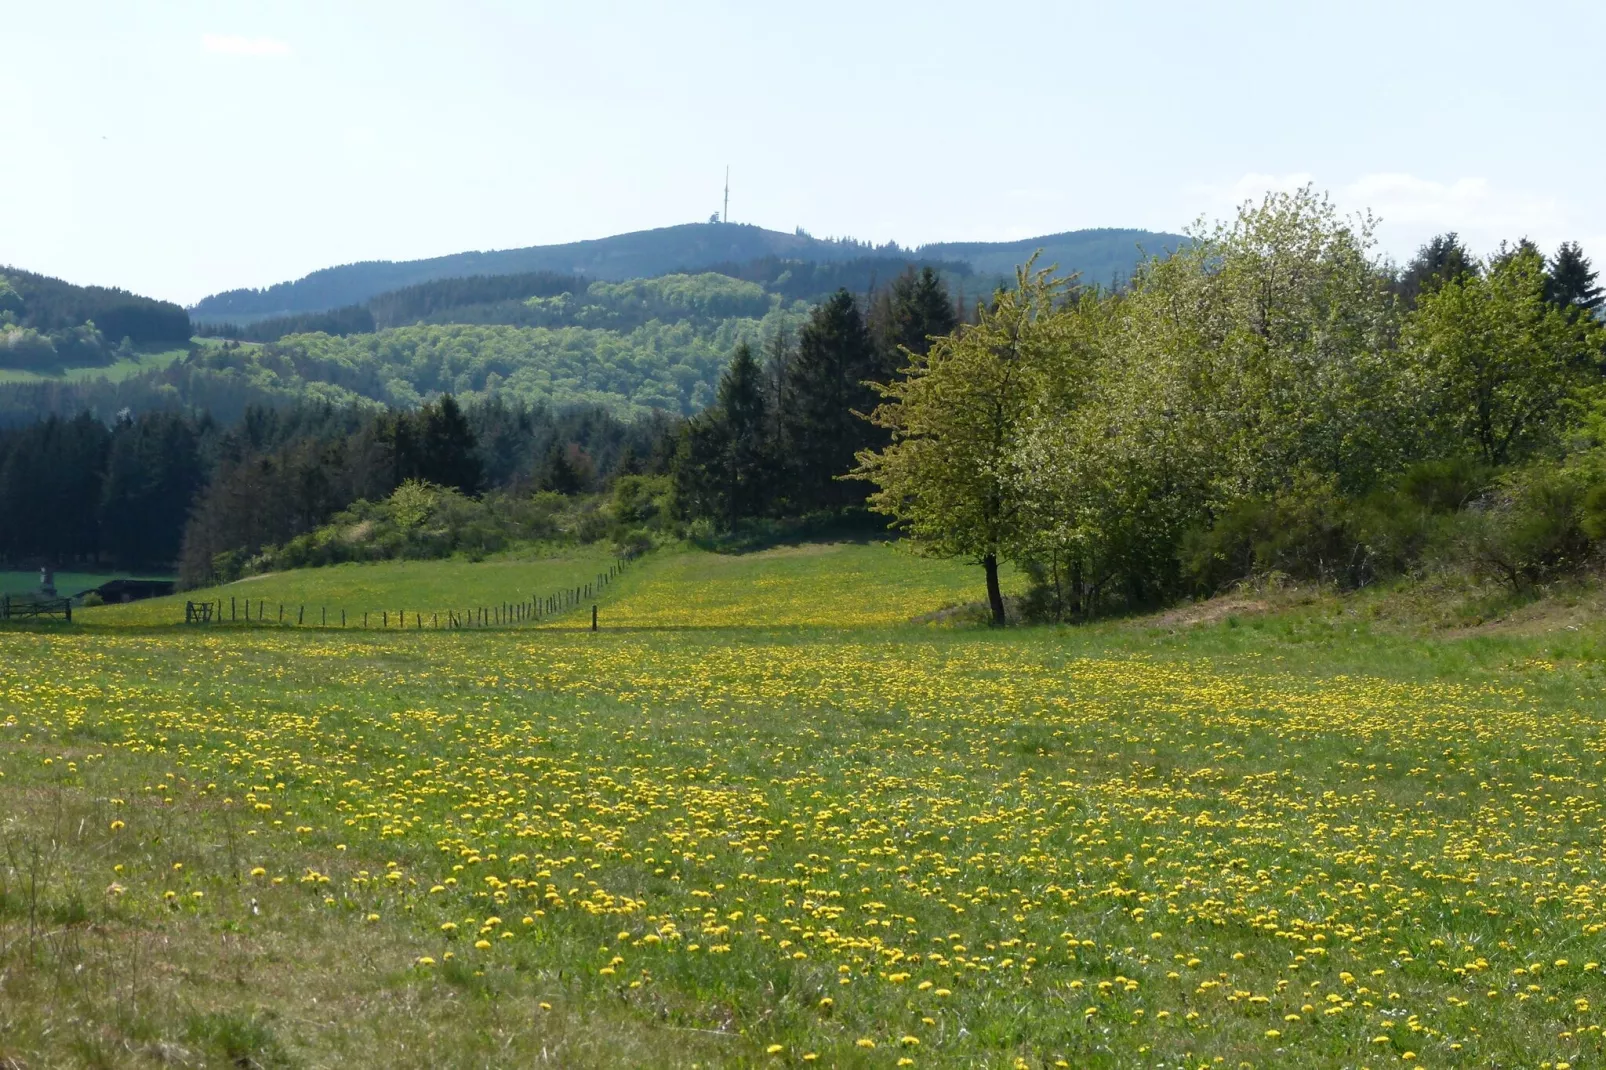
[5,549,1606,1067]
[581,542,1013,628]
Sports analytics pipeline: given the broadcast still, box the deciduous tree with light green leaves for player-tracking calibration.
[1404,244,1604,466]
[852,263,1077,626]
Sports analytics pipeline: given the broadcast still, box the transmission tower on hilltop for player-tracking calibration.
[723,166,729,224]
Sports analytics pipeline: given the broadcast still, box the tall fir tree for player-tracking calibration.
[884,266,958,360]
[416,395,483,494]
[1396,233,1478,309]
[98,413,204,569]
[781,290,882,511]
[711,342,772,523]
[1548,242,1603,317]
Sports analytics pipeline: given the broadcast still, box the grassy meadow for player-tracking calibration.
[4,545,1606,1068]
[80,549,621,628]
[0,344,190,385]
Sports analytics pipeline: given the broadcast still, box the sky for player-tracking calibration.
[4,0,1603,306]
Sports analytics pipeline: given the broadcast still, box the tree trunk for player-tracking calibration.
[983,553,1006,627]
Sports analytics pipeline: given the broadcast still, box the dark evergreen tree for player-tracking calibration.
[713,342,772,522]
[541,443,584,495]
[882,266,958,361]
[0,414,110,564]
[1395,233,1478,309]
[98,413,204,569]
[415,395,483,494]
[780,290,883,511]
[672,343,775,525]
[1548,242,1603,317]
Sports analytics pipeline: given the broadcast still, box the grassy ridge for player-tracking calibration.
[6,548,1606,1067]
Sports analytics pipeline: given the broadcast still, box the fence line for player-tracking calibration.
[1,594,72,622]
[183,550,640,631]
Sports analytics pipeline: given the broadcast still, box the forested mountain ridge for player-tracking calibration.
[0,266,191,373]
[189,222,1184,322]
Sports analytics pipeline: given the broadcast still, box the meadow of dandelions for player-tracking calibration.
[4,623,1606,1068]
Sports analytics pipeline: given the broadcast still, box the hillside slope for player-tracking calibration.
[0,266,191,375]
[190,222,1185,322]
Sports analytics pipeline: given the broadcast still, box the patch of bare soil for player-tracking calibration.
[1147,597,1271,629]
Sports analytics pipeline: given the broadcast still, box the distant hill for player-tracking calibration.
[921,229,1187,284]
[190,223,1184,322]
[1,268,190,344]
[1,267,191,374]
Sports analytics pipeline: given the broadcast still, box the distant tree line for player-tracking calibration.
[0,411,208,571]
[177,396,674,586]
[196,270,586,341]
[671,266,960,522]
[688,255,977,305]
[0,268,190,344]
[196,304,377,342]
[0,394,678,583]
[190,258,978,344]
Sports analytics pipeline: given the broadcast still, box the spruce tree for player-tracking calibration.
[885,266,958,360]
[715,342,772,523]
[1396,233,1478,309]
[1548,242,1603,317]
[99,413,203,569]
[416,395,483,495]
[781,290,881,511]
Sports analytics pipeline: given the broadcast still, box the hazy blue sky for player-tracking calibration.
[5,1,1603,305]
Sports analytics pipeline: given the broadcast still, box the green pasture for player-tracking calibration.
[574,541,1016,628]
[5,544,1606,1068]
[0,344,190,385]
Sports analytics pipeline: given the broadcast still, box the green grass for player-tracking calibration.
[587,542,1017,628]
[0,344,190,384]
[81,548,621,627]
[6,546,1606,1067]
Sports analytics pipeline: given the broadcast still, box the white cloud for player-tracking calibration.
[201,34,291,57]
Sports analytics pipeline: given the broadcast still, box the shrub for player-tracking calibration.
[1463,464,1598,590]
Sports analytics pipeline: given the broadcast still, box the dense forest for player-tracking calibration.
[0,273,842,424]
[0,395,674,579]
[0,267,191,372]
[187,222,1181,321]
[0,264,956,587]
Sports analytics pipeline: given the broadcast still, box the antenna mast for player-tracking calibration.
[723,166,729,224]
